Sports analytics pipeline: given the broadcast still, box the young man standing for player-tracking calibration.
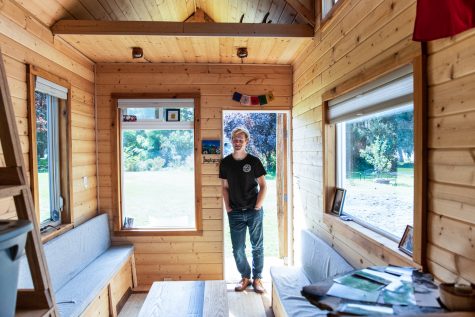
[219,127,267,293]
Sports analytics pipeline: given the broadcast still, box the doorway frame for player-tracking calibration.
[221,109,293,281]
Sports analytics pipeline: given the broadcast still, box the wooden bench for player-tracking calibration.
[139,280,229,317]
[18,213,136,316]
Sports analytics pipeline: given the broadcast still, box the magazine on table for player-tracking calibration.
[326,283,380,302]
[337,303,394,315]
[329,267,417,305]
[333,273,385,293]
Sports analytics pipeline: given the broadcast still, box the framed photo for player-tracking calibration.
[398,225,414,256]
[331,187,346,216]
[202,139,221,155]
[166,109,180,122]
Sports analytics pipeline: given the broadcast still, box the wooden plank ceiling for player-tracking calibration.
[13,0,315,64]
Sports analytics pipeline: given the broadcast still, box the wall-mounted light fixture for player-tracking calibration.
[132,47,143,59]
[237,47,248,58]
[237,47,248,63]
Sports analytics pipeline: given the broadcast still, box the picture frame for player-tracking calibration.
[166,108,180,122]
[398,225,414,256]
[331,187,346,216]
[202,139,221,155]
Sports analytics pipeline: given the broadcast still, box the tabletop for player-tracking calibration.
[138,280,229,317]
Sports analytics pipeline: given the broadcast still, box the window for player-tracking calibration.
[117,98,199,231]
[322,0,339,18]
[327,65,416,242]
[29,70,71,229]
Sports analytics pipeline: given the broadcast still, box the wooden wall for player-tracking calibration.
[291,0,475,283]
[0,0,97,224]
[425,30,475,284]
[95,63,292,288]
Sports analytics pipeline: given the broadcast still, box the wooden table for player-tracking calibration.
[138,280,229,317]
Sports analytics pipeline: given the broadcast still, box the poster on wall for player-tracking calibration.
[202,140,221,154]
[202,139,221,164]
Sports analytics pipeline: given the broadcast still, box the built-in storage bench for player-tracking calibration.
[18,213,136,317]
[270,229,354,317]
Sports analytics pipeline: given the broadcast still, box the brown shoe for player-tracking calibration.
[235,278,251,292]
[253,278,265,294]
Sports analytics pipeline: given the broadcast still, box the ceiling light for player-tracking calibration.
[132,47,143,59]
[237,47,248,59]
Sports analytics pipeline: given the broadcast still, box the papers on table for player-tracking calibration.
[329,267,417,306]
[327,283,380,303]
[355,269,399,285]
[382,281,416,305]
[385,265,415,277]
[333,274,385,293]
[338,303,394,315]
[324,266,441,314]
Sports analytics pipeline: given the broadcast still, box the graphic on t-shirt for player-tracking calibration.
[243,164,251,172]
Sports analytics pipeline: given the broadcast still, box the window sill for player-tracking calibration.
[114,228,203,236]
[41,223,73,243]
[322,213,420,268]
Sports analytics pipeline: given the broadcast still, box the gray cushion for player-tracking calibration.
[301,229,353,284]
[17,214,134,317]
[18,213,111,292]
[270,230,354,317]
[56,245,133,317]
[270,266,327,316]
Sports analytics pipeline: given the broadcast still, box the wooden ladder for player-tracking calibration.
[0,50,57,316]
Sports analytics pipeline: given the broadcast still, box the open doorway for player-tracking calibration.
[222,110,291,283]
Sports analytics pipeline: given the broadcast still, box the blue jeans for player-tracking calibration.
[227,208,264,280]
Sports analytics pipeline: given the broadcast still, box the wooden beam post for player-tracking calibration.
[51,20,314,38]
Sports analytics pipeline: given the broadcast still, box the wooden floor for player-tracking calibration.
[118,281,274,317]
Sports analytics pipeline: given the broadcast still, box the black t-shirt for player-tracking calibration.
[219,154,267,210]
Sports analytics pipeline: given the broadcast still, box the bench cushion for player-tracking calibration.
[301,229,353,284]
[56,245,133,317]
[270,266,327,316]
[18,213,111,293]
[271,230,354,316]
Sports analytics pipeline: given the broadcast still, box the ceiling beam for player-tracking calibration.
[284,0,316,28]
[51,20,314,38]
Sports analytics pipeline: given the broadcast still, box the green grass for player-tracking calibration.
[122,170,279,256]
[122,170,195,228]
[348,167,414,187]
[343,167,414,237]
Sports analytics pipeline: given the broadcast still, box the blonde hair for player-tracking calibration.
[231,126,250,141]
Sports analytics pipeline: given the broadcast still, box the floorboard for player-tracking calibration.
[118,293,147,317]
[227,283,266,317]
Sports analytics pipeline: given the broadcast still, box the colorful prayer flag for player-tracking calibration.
[240,95,251,105]
[232,92,242,102]
[258,95,268,105]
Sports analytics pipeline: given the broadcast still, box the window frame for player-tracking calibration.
[27,65,72,233]
[335,105,415,243]
[111,93,202,236]
[317,0,346,30]
[322,56,427,267]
